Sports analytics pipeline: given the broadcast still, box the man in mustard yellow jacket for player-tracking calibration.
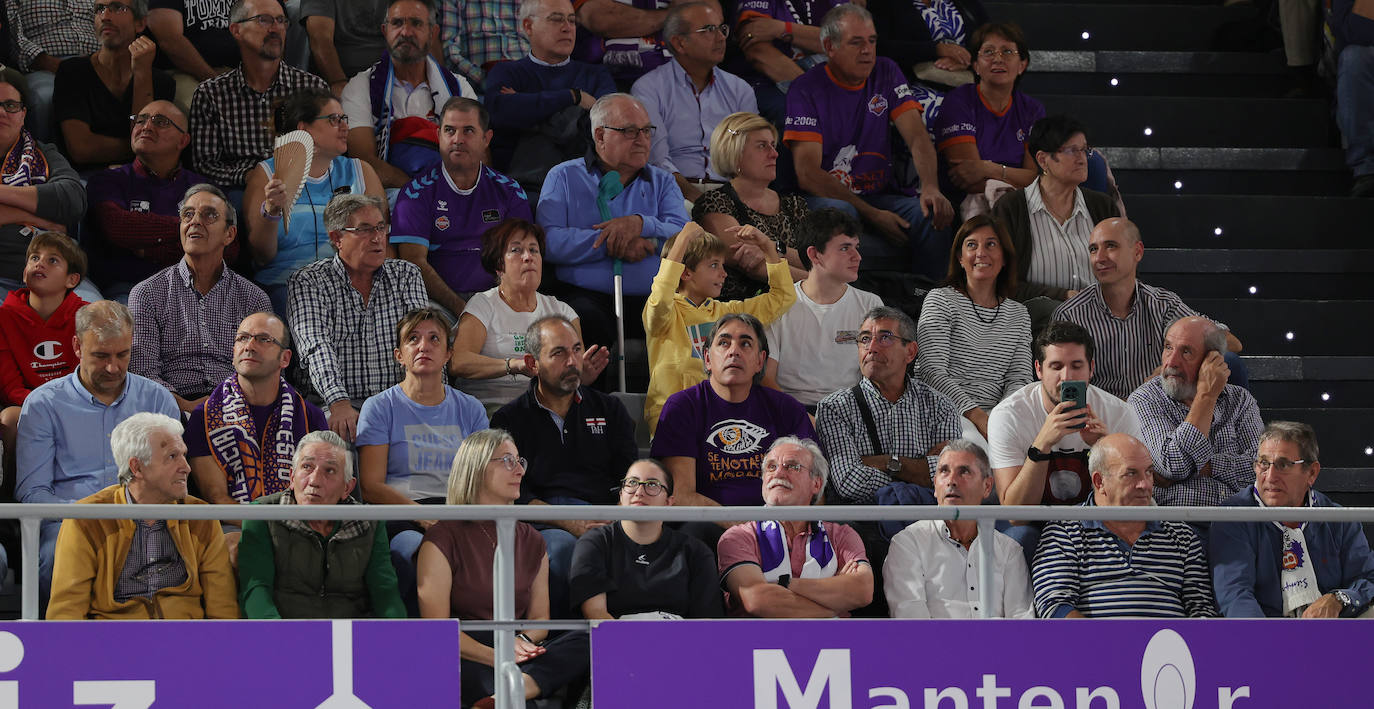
[47,412,238,619]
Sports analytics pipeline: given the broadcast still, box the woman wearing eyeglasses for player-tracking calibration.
[991,114,1120,315]
[928,23,1043,219]
[245,88,384,313]
[417,428,589,707]
[916,214,1031,443]
[568,459,723,620]
[449,219,607,405]
[356,307,488,610]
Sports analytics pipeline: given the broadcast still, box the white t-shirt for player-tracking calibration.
[457,287,578,404]
[987,380,1144,470]
[340,66,477,130]
[765,282,883,406]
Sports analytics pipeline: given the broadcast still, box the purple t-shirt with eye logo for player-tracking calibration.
[650,380,815,506]
[391,164,533,294]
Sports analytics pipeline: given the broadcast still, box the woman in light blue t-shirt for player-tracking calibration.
[356,307,488,610]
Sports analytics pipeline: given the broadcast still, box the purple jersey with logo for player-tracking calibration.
[735,0,847,60]
[649,380,815,506]
[931,83,1046,167]
[783,58,921,196]
[572,0,672,83]
[392,164,533,294]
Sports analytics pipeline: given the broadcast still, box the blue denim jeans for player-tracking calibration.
[1338,44,1374,177]
[805,193,953,282]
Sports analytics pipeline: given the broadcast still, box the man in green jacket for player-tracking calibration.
[237,430,406,618]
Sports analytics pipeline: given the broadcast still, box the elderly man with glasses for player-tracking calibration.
[128,183,271,415]
[287,193,428,443]
[51,0,176,171]
[1210,421,1374,618]
[717,436,873,617]
[816,306,964,504]
[84,101,215,301]
[189,0,328,192]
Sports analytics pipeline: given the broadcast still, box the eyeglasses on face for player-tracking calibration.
[130,113,187,133]
[237,13,289,27]
[762,460,811,475]
[1055,146,1095,158]
[855,332,910,348]
[978,47,1019,59]
[490,454,528,472]
[340,224,390,238]
[234,332,285,348]
[313,113,349,127]
[94,2,132,15]
[179,208,222,224]
[690,23,729,37]
[617,478,667,496]
[0,100,25,114]
[1254,457,1308,473]
[603,125,656,140]
[543,13,577,25]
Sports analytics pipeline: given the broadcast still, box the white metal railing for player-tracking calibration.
[5,502,1374,708]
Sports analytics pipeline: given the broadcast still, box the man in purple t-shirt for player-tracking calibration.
[783,4,953,281]
[391,97,532,317]
[734,0,845,121]
[651,313,815,546]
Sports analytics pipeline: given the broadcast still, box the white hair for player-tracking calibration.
[292,430,356,483]
[113,413,185,486]
[768,436,829,504]
[590,93,642,132]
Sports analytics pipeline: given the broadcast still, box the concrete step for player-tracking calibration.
[1034,50,1289,75]
[987,3,1231,51]
[1243,356,1374,382]
[1190,299,1374,356]
[1143,272,1368,301]
[1138,249,1374,274]
[1127,195,1374,249]
[1249,380,1374,408]
[1038,95,1332,148]
[1103,147,1350,195]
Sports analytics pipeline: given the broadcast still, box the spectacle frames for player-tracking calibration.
[131,113,187,134]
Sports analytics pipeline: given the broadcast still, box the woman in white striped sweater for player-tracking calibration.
[917,214,1033,443]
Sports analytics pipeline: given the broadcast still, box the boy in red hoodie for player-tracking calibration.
[0,232,89,492]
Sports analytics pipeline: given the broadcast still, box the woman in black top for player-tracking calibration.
[569,459,723,619]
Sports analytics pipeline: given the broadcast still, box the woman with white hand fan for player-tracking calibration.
[245,88,384,313]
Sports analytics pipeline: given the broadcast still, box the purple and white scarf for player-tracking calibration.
[756,520,836,583]
[1,129,49,186]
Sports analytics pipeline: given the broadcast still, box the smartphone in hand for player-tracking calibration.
[1060,380,1089,430]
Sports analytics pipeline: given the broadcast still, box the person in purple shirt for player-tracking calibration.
[391,97,533,318]
[483,0,616,184]
[631,1,758,203]
[734,0,845,122]
[931,22,1044,214]
[782,4,954,282]
[573,0,675,86]
[84,100,215,301]
[651,312,815,548]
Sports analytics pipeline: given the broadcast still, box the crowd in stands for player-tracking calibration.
[2,0,1372,705]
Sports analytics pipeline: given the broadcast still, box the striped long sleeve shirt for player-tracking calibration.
[916,286,1033,414]
[1032,498,1219,618]
[1052,281,1198,400]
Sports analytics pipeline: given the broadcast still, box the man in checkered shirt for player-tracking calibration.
[189,0,328,191]
[287,193,428,443]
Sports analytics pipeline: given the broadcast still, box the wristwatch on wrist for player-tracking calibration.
[776,574,791,589]
[886,453,901,474]
[1027,446,1054,462]
[1334,589,1355,611]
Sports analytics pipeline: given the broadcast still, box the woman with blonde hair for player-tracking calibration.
[416,429,589,706]
[692,112,809,300]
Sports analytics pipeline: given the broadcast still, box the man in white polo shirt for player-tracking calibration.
[763,208,881,409]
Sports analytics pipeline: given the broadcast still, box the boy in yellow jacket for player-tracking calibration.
[643,221,796,436]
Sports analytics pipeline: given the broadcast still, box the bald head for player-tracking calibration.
[131,100,191,162]
[1088,217,1143,287]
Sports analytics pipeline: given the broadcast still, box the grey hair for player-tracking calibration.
[292,430,356,482]
[113,413,184,486]
[229,0,284,24]
[1259,421,1320,465]
[663,2,710,54]
[323,193,387,233]
[819,3,873,46]
[517,0,546,27]
[939,439,992,479]
[861,305,917,342]
[768,436,829,504]
[525,314,577,359]
[590,93,641,132]
[179,183,237,228]
[1165,315,1228,356]
[75,300,134,342]
[127,0,151,20]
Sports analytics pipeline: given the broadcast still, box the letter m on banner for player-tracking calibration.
[753,649,852,709]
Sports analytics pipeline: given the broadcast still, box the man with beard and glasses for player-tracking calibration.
[1129,316,1262,507]
[491,314,637,615]
[341,0,477,189]
[189,0,328,192]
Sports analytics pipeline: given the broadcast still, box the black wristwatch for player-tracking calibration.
[1027,446,1054,462]
[777,574,791,589]
[886,453,901,473]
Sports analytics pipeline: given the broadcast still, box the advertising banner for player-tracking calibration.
[593,619,1364,707]
[0,619,460,708]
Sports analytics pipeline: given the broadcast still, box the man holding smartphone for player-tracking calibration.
[986,321,1143,556]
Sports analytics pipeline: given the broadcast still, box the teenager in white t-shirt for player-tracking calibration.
[763,208,882,407]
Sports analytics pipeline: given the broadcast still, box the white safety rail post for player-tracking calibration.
[976,517,997,619]
[493,518,521,709]
[20,518,39,621]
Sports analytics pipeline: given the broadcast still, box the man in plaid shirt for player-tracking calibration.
[189,0,328,190]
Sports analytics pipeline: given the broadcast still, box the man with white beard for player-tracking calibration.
[1128,316,1262,507]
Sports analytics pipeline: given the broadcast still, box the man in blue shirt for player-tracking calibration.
[1210,421,1374,618]
[16,300,180,604]
[537,92,689,383]
[631,1,757,203]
